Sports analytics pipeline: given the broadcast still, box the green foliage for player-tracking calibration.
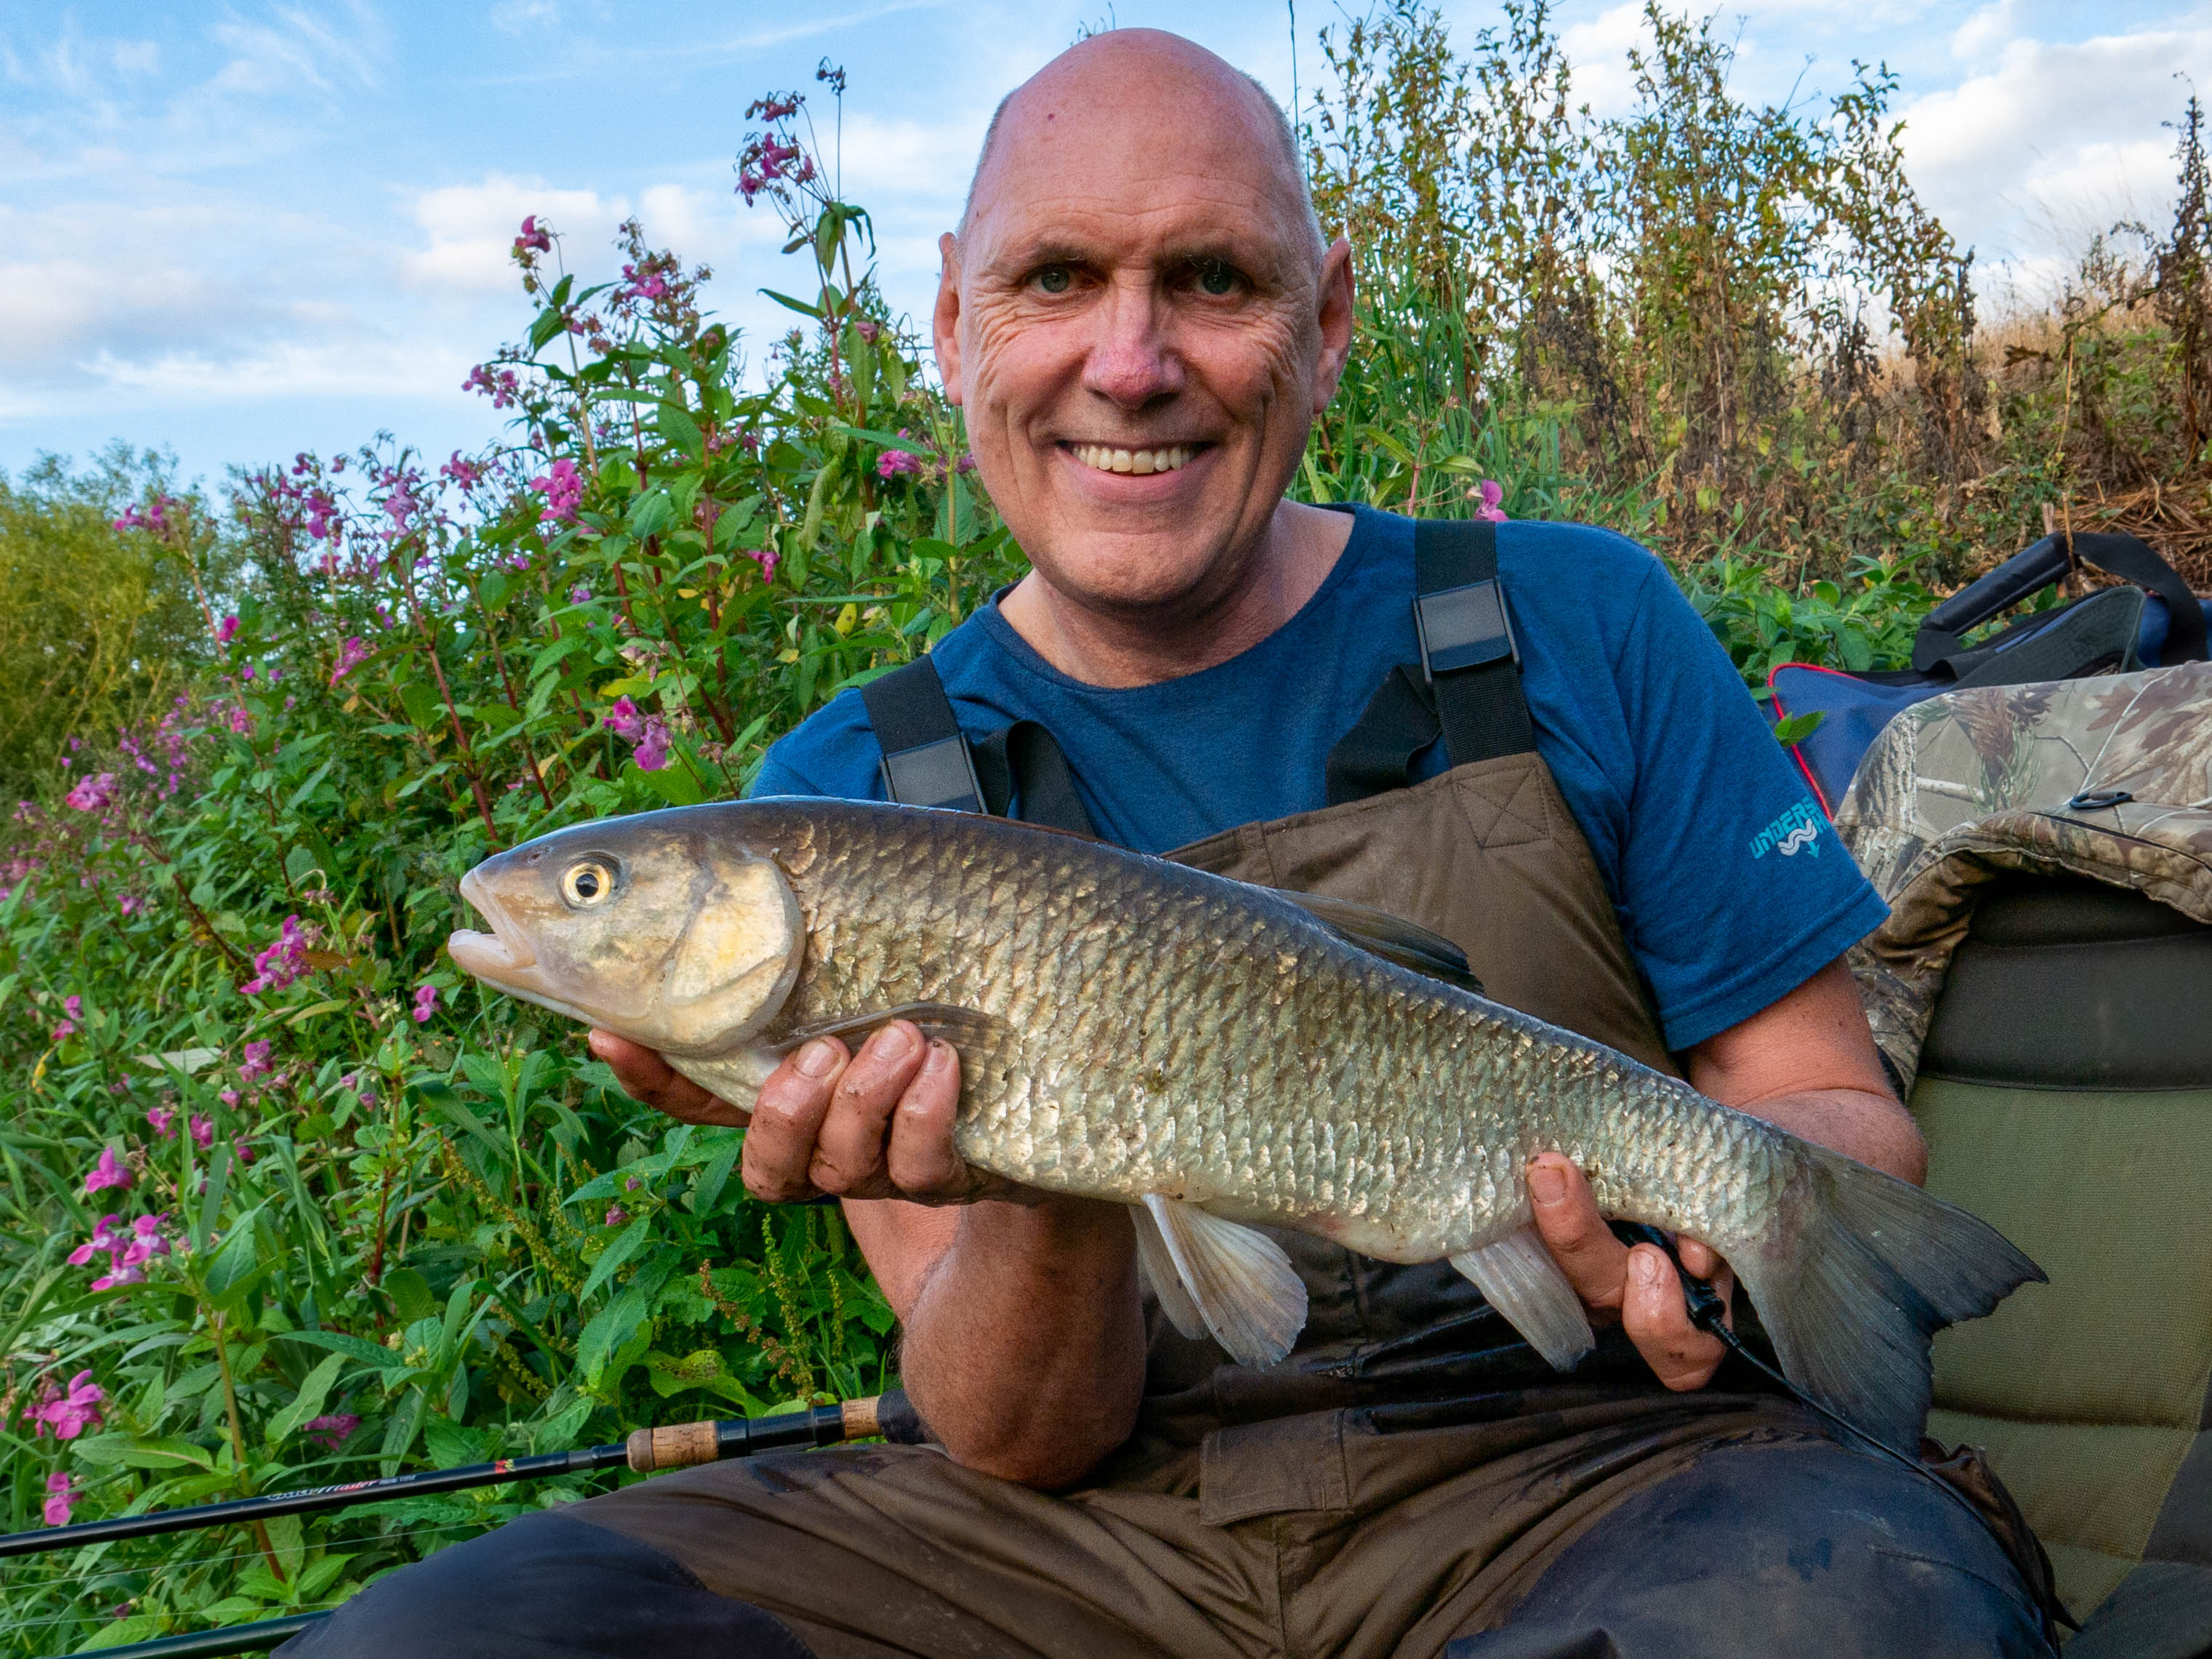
[0,449,217,803]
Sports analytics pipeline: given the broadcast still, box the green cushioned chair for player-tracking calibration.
[1913,874,2212,1653]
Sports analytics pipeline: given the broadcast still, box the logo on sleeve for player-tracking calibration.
[1749,799,1822,860]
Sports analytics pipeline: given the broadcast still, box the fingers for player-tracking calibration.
[743,1023,979,1205]
[1526,1152,1729,1392]
[744,1035,851,1202]
[1622,1245,1732,1391]
[1527,1154,1628,1316]
[588,1030,748,1128]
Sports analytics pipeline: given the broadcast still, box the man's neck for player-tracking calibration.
[997,501,1355,689]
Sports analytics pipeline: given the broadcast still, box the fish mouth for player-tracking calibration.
[448,867,539,984]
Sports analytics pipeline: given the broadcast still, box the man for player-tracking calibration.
[296,29,2049,1658]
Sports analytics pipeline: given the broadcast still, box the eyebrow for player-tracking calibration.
[984,235,1282,283]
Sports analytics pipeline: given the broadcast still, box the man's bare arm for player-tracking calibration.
[592,1024,1146,1488]
[1527,955,1918,1389]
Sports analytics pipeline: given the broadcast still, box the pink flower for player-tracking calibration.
[43,1471,78,1527]
[602,696,644,742]
[146,1104,176,1138]
[514,216,552,255]
[632,717,671,773]
[329,637,371,686]
[188,1114,212,1150]
[68,1215,123,1266]
[26,1372,105,1441]
[241,915,313,996]
[1471,480,1508,523]
[65,774,118,814]
[218,1088,240,1108]
[84,1147,132,1197]
[411,984,438,1023]
[877,449,925,479]
[441,451,486,489]
[303,1413,359,1451]
[531,457,583,524]
[603,1205,628,1226]
[463,364,520,409]
[239,1040,272,1081]
[52,992,82,1040]
[215,614,240,646]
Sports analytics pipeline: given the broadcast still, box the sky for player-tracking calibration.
[4,0,2211,493]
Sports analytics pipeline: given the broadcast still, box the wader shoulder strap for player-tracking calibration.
[858,656,1098,836]
[1325,518,1535,805]
[859,658,986,814]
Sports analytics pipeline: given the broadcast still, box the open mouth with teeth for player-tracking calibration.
[1066,442,1202,476]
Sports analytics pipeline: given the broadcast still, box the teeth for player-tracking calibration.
[1071,443,1195,476]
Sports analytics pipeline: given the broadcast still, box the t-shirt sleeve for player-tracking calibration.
[1610,563,1889,1051]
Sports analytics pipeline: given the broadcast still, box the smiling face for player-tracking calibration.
[936,31,1353,627]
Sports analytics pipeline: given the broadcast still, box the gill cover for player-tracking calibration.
[654,851,805,1054]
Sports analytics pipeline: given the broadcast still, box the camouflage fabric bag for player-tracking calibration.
[1835,661,2212,1091]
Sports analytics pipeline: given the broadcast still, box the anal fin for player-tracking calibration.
[1449,1226,1595,1371]
[1141,1194,1306,1369]
[1129,1202,1205,1341]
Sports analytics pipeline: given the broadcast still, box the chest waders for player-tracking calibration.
[289,523,2058,1659]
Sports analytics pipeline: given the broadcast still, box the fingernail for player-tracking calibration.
[797,1040,840,1077]
[923,1038,953,1072]
[870,1022,917,1059]
[1633,1250,1662,1287]
[1528,1162,1567,1205]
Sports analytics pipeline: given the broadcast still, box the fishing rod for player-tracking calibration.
[4,1394,891,1561]
[10,1394,907,1659]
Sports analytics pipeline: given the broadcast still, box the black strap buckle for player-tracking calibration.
[1415,578,1519,682]
[878,736,984,814]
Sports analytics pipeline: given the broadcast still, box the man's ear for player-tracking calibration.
[934,231,965,406]
[1313,236,1356,413]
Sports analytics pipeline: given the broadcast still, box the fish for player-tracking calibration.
[446,796,2042,1450]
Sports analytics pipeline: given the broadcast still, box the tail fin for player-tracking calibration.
[1730,1144,2044,1451]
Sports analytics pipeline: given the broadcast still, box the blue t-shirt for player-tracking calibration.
[753,507,1886,1051]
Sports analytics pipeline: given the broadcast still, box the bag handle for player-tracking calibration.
[1913,531,2207,672]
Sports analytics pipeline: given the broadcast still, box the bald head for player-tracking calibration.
[960,30,1322,262]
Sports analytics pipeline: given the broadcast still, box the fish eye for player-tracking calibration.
[560,859,617,908]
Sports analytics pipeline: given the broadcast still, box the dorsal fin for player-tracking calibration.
[1265,890,1485,996]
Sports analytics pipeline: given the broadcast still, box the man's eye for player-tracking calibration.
[1196,260,1239,297]
[1036,265,1072,294]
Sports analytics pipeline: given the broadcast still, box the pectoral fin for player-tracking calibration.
[1129,1202,1206,1341]
[1449,1226,1596,1370]
[765,1002,1004,1056]
[1140,1194,1306,1369]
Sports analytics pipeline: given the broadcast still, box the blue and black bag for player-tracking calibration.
[1770,532,2212,811]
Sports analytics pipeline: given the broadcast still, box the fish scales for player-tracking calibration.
[448,797,2043,1447]
[755,803,1761,1260]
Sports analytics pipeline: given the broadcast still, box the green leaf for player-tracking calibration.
[627,490,675,539]
[385,1266,438,1326]
[265,1351,347,1447]
[72,1434,215,1471]
[576,1212,653,1304]
[691,1138,739,1217]
[657,403,704,460]
[1772,710,1827,745]
[760,288,824,320]
[276,1327,396,1367]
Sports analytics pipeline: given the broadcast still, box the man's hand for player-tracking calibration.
[590,1022,1017,1206]
[1527,955,1919,1394]
[1527,1152,1734,1390]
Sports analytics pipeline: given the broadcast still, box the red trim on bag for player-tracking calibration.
[1765,661,1841,819]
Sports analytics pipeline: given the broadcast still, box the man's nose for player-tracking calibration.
[1079,276,1186,409]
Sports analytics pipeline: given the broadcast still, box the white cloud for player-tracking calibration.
[1896,25,2212,267]
[402,177,629,292]
[1949,0,2021,63]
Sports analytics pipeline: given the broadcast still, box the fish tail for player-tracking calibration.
[1731,1142,2043,1450]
